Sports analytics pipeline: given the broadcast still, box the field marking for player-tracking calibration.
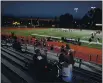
[31,34,61,39]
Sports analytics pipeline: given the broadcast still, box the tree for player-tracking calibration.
[54,16,59,28]
[81,8,102,29]
[59,13,73,28]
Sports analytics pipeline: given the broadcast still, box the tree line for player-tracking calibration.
[1,8,102,30]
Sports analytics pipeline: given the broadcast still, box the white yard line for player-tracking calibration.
[31,34,61,39]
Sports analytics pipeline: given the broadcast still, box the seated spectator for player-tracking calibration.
[65,44,70,51]
[11,32,15,38]
[2,35,6,41]
[21,37,24,44]
[60,45,65,53]
[13,35,17,41]
[12,39,22,51]
[50,45,54,51]
[33,49,48,71]
[43,41,46,47]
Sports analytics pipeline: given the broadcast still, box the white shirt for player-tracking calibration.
[62,64,72,77]
[37,56,43,60]
[62,64,73,82]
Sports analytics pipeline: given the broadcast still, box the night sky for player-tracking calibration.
[1,1,102,19]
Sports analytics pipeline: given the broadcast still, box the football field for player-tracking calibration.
[1,27,102,49]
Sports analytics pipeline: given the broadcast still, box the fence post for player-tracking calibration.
[79,59,82,68]
[96,55,98,62]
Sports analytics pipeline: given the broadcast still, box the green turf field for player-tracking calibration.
[1,28,102,49]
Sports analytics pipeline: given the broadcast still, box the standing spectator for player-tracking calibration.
[62,51,74,83]
[68,51,75,66]
[59,52,66,64]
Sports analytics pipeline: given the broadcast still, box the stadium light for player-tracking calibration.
[75,21,76,23]
[91,7,96,9]
[96,24,102,26]
[74,8,78,12]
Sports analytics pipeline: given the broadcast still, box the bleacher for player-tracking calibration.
[1,41,102,83]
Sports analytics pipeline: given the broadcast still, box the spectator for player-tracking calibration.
[12,39,22,52]
[43,41,46,47]
[59,52,66,63]
[65,44,70,51]
[61,51,74,83]
[33,49,41,64]
[21,37,24,44]
[68,51,75,66]
[60,45,65,53]
[33,49,47,71]
[50,45,54,51]
[11,32,15,38]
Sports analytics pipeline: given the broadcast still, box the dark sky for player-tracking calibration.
[1,1,102,19]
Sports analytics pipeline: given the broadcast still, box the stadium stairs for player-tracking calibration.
[1,43,102,83]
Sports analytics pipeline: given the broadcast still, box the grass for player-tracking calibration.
[1,28,102,49]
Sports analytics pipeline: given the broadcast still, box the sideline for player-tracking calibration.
[31,34,102,45]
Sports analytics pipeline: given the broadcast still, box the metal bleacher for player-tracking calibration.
[1,45,37,83]
[1,73,12,83]
[1,43,102,83]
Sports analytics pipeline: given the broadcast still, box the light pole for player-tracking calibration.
[74,8,78,28]
[31,18,33,26]
[90,7,96,27]
[91,7,96,13]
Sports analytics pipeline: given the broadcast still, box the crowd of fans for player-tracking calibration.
[1,32,75,82]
